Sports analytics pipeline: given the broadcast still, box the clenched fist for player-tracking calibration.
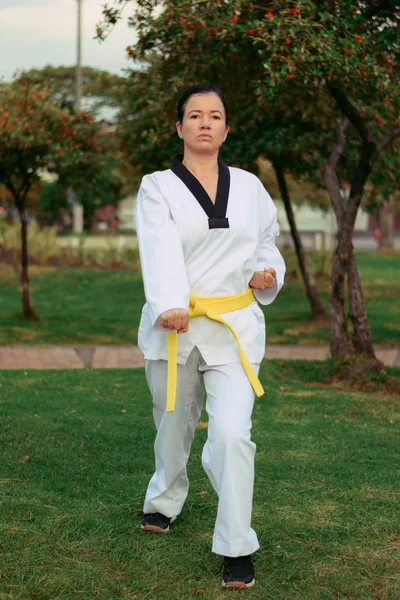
[249,267,276,290]
[160,308,189,334]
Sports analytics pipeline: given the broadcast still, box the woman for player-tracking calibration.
[135,84,285,589]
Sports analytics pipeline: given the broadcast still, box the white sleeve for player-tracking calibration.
[253,179,286,306]
[135,174,190,332]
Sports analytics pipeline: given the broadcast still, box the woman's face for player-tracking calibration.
[176,92,230,155]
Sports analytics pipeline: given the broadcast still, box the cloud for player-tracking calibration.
[0,0,137,81]
[1,6,75,40]
[0,0,54,8]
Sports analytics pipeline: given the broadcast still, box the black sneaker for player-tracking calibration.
[222,554,255,588]
[141,512,175,533]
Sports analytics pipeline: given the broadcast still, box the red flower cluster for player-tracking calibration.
[285,8,298,15]
[248,28,256,35]
[265,10,274,18]
[231,15,239,24]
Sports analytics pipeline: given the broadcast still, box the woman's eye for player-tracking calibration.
[189,115,221,119]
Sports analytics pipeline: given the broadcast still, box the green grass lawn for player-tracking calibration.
[1,361,399,599]
[0,251,399,346]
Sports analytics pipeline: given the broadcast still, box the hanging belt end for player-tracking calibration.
[254,381,265,398]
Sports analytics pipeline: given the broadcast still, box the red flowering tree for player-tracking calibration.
[0,80,99,319]
[100,0,399,371]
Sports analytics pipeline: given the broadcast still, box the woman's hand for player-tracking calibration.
[160,308,189,333]
[249,267,276,290]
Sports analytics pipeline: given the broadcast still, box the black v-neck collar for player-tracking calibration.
[171,154,230,229]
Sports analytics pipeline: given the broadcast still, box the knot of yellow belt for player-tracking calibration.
[166,288,264,412]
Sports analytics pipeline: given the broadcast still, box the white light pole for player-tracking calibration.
[75,0,83,112]
[72,0,84,234]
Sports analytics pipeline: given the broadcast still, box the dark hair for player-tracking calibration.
[177,84,229,126]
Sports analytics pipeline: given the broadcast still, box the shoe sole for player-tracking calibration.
[141,524,170,533]
[140,515,176,533]
[222,578,255,589]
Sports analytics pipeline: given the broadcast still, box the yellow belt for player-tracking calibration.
[166,288,265,412]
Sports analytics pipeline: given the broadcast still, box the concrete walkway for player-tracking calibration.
[0,345,399,370]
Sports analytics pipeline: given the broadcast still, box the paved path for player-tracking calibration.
[0,345,399,370]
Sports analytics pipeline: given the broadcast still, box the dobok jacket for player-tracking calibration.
[135,154,286,366]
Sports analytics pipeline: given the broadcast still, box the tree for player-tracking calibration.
[0,80,99,319]
[99,0,400,371]
[12,67,135,233]
[59,144,126,232]
[244,0,399,364]
[36,149,126,231]
[15,65,124,121]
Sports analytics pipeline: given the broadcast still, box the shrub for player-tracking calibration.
[0,223,140,271]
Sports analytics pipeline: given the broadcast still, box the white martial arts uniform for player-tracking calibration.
[136,154,285,557]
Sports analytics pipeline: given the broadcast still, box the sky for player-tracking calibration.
[0,0,137,81]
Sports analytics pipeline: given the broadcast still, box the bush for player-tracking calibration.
[0,223,140,270]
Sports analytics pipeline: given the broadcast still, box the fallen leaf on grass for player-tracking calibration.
[196,421,208,429]
[200,491,209,498]
[19,455,30,462]
[195,588,205,595]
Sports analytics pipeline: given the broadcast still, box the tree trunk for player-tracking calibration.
[324,81,400,370]
[330,246,350,357]
[347,246,375,357]
[274,164,327,320]
[329,198,378,360]
[18,204,39,321]
[323,113,378,361]
[323,118,351,357]
[378,195,394,251]
[89,212,97,233]
[328,174,378,362]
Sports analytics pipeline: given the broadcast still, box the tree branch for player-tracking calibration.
[19,174,32,202]
[325,80,372,146]
[2,173,20,207]
[377,125,400,152]
[15,149,34,203]
[323,117,348,224]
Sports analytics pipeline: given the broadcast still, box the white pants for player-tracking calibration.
[143,346,260,557]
